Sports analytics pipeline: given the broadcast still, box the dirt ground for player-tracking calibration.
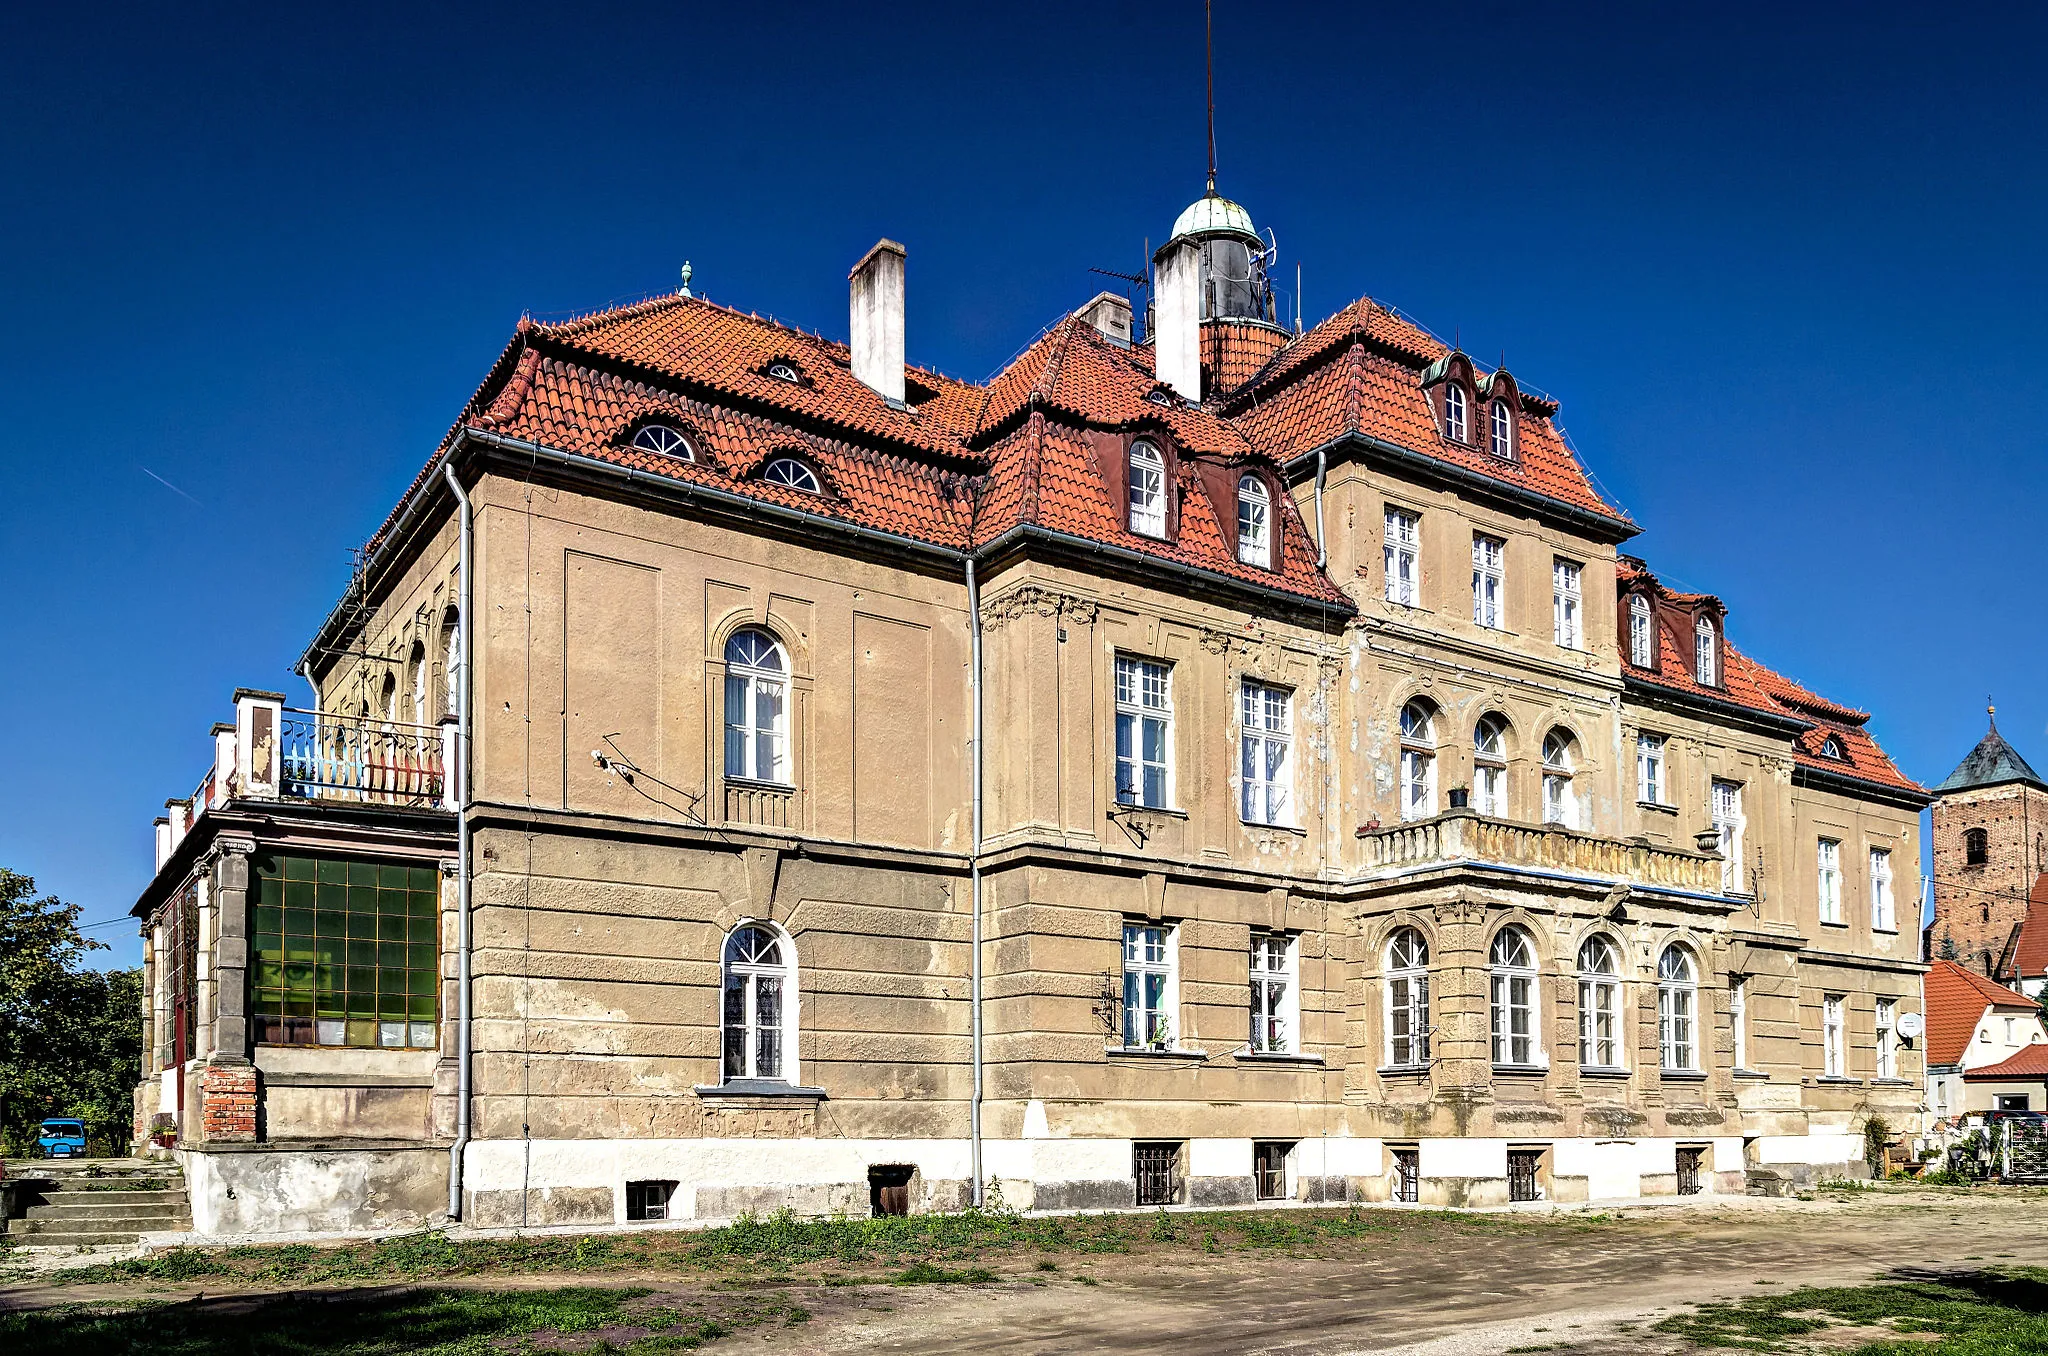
[6,1189,2047,1354]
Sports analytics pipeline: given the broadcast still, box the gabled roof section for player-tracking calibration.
[1926,959,2039,1066]
[1937,718,2048,795]
[1997,875,2048,985]
[1963,1042,2048,1081]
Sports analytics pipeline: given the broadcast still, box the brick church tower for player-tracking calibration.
[1929,708,2048,975]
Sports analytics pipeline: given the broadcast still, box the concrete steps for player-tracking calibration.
[4,1159,190,1249]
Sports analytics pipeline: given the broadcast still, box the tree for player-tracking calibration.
[0,870,143,1156]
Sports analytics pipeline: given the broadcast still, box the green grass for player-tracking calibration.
[1654,1268,2048,1352]
[0,1286,810,1356]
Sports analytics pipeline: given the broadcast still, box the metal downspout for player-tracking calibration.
[1314,446,1328,570]
[965,555,985,1207]
[442,461,474,1221]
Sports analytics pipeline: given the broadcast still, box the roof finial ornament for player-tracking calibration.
[679,261,693,299]
[1204,0,1217,196]
[1990,698,1998,732]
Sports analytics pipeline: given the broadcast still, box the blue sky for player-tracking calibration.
[4,3,2042,967]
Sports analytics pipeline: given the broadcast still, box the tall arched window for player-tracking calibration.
[1966,828,1989,866]
[1542,729,1578,828]
[1236,473,1271,567]
[1490,926,1539,1066]
[1694,616,1717,686]
[1386,928,1431,1068]
[1577,935,1623,1070]
[439,606,460,718]
[722,924,795,1083]
[1658,944,1698,1072]
[1444,382,1469,442]
[1628,594,1653,668]
[1489,398,1513,459]
[1473,716,1508,817]
[407,641,428,724]
[379,671,398,725]
[723,629,789,784]
[1128,441,1167,538]
[1399,702,1437,822]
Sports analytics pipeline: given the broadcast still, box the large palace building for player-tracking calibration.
[132,186,1930,1235]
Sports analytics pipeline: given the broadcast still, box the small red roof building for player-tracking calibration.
[1924,959,2041,1068]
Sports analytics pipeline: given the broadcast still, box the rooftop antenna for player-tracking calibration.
[1295,261,1302,334]
[1205,0,1217,194]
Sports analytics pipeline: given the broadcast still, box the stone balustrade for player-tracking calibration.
[1359,809,1724,894]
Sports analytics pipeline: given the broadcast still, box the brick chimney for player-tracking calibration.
[849,239,906,404]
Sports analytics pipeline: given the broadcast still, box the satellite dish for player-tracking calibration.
[1897,1011,1925,1040]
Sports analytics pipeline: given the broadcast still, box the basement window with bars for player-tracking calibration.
[251,853,440,1049]
[625,1181,676,1221]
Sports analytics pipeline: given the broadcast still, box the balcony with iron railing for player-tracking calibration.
[1357,808,1726,898]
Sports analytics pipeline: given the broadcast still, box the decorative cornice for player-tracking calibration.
[978,584,1098,631]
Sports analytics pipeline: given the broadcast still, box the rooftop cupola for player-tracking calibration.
[1153,190,1279,402]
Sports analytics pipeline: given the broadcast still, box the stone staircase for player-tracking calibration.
[4,1159,191,1248]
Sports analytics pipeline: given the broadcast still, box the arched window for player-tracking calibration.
[1399,701,1437,822]
[1542,729,1578,829]
[722,924,795,1083]
[1966,828,1989,866]
[439,607,460,719]
[1820,735,1844,760]
[723,629,789,784]
[1489,398,1513,459]
[762,457,822,494]
[1577,935,1623,1070]
[1658,944,1699,1072]
[1473,715,1508,817]
[631,423,693,459]
[1490,926,1539,1066]
[1386,927,1430,1068]
[1128,440,1167,538]
[1444,382,1469,442]
[766,361,802,383]
[1236,473,1271,567]
[407,641,428,724]
[1694,616,1717,686]
[1628,594,1653,668]
[379,671,398,726]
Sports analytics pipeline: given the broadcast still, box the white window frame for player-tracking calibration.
[1444,382,1469,442]
[762,456,822,493]
[1869,847,1895,932]
[1712,780,1745,893]
[1489,397,1513,459]
[1658,944,1699,1072]
[1542,728,1578,828]
[1239,681,1292,827]
[1552,558,1583,649]
[1472,534,1505,629]
[721,923,797,1084]
[631,423,694,459]
[723,629,791,785]
[1385,928,1431,1068]
[1628,594,1653,668]
[1474,716,1508,818]
[1114,656,1173,809]
[1249,931,1298,1055]
[1122,921,1177,1049]
[1384,509,1420,606]
[1236,473,1272,568]
[1694,615,1717,686]
[1490,926,1540,1067]
[1128,441,1167,538]
[1876,997,1897,1080]
[1399,701,1437,822]
[1578,935,1624,1071]
[1823,994,1845,1078]
[1817,838,1843,925]
[1636,732,1665,805]
[1731,976,1749,1070]
[441,611,461,718]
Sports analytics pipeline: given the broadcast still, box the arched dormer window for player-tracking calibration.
[1542,728,1579,828]
[1577,935,1623,1070]
[630,423,694,459]
[1489,398,1513,459]
[1386,927,1430,1068]
[1489,926,1539,1067]
[723,629,790,784]
[1443,381,1469,443]
[765,360,803,384]
[722,924,796,1083]
[1658,944,1699,1072]
[1694,615,1718,686]
[1628,594,1654,668]
[1128,440,1167,538]
[1399,701,1437,822]
[1473,715,1508,817]
[762,456,822,494]
[1820,735,1845,761]
[1236,473,1272,567]
[1966,828,1989,866]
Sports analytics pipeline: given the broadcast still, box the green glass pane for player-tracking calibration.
[254,906,283,936]
[285,942,318,964]
[287,997,315,1019]
[284,880,315,909]
[347,861,377,887]
[347,1019,376,1046]
[408,891,438,920]
[408,942,436,971]
[252,961,283,988]
[251,988,280,1015]
[346,940,375,968]
[316,965,341,995]
[283,908,313,937]
[377,913,405,942]
[316,859,347,885]
[282,963,314,989]
[253,853,279,881]
[409,995,436,1021]
[313,938,341,967]
[407,915,435,944]
[284,856,313,881]
[409,866,438,892]
[317,996,346,1020]
[348,991,378,1020]
[346,966,374,996]
[316,881,346,910]
[407,968,435,997]
[378,992,406,1018]
[316,909,344,938]
[377,941,405,969]
[378,863,408,889]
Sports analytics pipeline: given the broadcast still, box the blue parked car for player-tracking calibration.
[38,1118,87,1159]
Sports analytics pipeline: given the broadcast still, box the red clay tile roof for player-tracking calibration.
[1963,1042,2048,1081]
[1926,959,2040,1066]
[1999,876,2048,984]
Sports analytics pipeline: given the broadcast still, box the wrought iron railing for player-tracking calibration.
[280,709,447,807]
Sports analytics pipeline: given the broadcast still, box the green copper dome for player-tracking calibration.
[1171,192,1258,241]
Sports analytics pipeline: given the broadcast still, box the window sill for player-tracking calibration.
[1636,800,1677,815]
[1659,1069,1708,1081]
[694,1081,826,1099]
[1236,1051,1324,1066]
[1110,802,1188,820]
[1378,1064,1432,1078]
[1492,1063,1551,1077]
[1241,819,1307,836]
[722,776,795,794]
[1818,919,1849,929]
[1106,1045,1208,1061]
[1871,1077,1914,1087]
[1812,1076,1864,1087]
[1581,1067,1631,1079]
[1733,1068,1770,1081]
[1873,927,1900,935]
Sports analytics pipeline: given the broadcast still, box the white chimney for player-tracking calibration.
[1076,291,1134,349]
[1152,239,1201,401]
[849,239,906,404]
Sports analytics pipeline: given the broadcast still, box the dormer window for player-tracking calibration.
[1489,399,1513,459]
[1146,389,1176,407]
[766,361,802,384]
[762,456,822,494]
[1236,473,1271,568]
[1694,615,1718,686]
[1128,440,1167,538]
[630,423,693,460]
[1628,594,1653,668]
[1821,735,1845,761]
[1444,382,1469,442]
